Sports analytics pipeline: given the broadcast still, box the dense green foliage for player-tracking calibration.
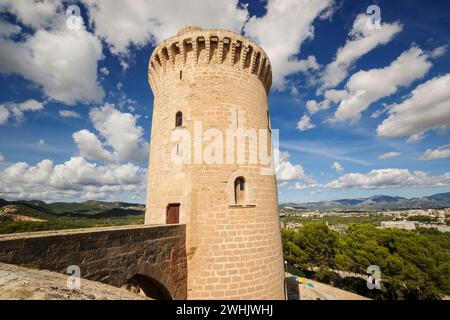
[282,214,394,226]
[282,222,450,300]
[0,217,144,234]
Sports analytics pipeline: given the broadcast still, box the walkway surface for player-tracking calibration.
[287,274,370,300]
[0,262,148,300]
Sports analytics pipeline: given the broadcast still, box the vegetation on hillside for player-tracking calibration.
[282,222,450,300]
[0,199,144,234]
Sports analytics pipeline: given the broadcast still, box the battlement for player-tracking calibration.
[148,26,272,94]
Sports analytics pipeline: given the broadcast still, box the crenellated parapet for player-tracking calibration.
[148,26,272,94]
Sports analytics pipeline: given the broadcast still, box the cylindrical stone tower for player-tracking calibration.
[145,26,285,300]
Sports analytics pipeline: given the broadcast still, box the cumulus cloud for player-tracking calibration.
[274,149,305,182]
[73,129,114,163]
[0,0,61,29]
[430,45,448,59]
[89,104,149,162]
[407,133,426,143]
[0,11,104,105]
[377,73,450,140]
[0,105,9,125]
[330,46,433,123]
[378,152,401,161]
[306,89,348,114]
[319,14,402,91]
[73,104,148,163]
[297,114,316,131]
[59,110,81,118]
[0,99,44,124]
[100,67,109,76]
[331,161,344,172]
[420,146,450,161]
[82,0,248,55]
[0,153,4,162]
[9,100,44,121]
[36,139,46,147]
[0,18,21,37]
[245,0,331,89]
[294,182,307,190]
[325,168,450,189]
[0,157,146,202]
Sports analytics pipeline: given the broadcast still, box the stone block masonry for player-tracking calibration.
[145,26,285,300]
[0,224,187,300]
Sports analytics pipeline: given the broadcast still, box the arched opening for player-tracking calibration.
[234,177,245,204]
[124,274,172,300]
[175,111,183,127]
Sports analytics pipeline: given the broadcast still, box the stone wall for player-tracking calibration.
[0,224,187,300]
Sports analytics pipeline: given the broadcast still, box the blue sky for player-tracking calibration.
[0,0,449,204]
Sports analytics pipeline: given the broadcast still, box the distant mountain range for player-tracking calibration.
[281,192,450,210]
[0,198,145,221]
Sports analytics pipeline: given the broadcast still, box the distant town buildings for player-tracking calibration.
[280,207,450,233]
[380,220,416,231]
[329,224,348,234]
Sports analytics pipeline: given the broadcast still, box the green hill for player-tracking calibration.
[0,198,145,234]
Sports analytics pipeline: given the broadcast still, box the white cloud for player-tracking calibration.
[294,182,307,190]
[306,100,324,115]
[274,149,305,182]
[0,105,9,125]
[407,133,426,143]
[0,17,104,105]
[0,157,146,202]
[84,103,149,163]
[319,14,402,91]
[306,89,348,114]
[0,153,4,162]
[9,100,44,121]
[73,129,114,163]
[0,18,21,37]
[100,67,109,76]
[379,152,401,161]
[297,114,316,131]
[325,168,450,189]
[420,146,450,161]
[245,0,332,89]
[120,60,129,71]
[430,45,448,59]
[59,110,81,118]
[82,0,248,55]
[331,46,433,123]
[377,73,450,139]
[331,161,344,172]
[0,0,61,29]
[36,139,46,147]
[0,99,44,124]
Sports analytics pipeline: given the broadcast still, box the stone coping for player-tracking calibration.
[0,223,185,241]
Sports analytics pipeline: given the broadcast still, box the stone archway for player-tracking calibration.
[124,274,173,300]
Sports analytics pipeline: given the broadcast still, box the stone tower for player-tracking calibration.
[145,26,285,300]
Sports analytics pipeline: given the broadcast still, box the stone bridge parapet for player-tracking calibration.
[0,224,187,299]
